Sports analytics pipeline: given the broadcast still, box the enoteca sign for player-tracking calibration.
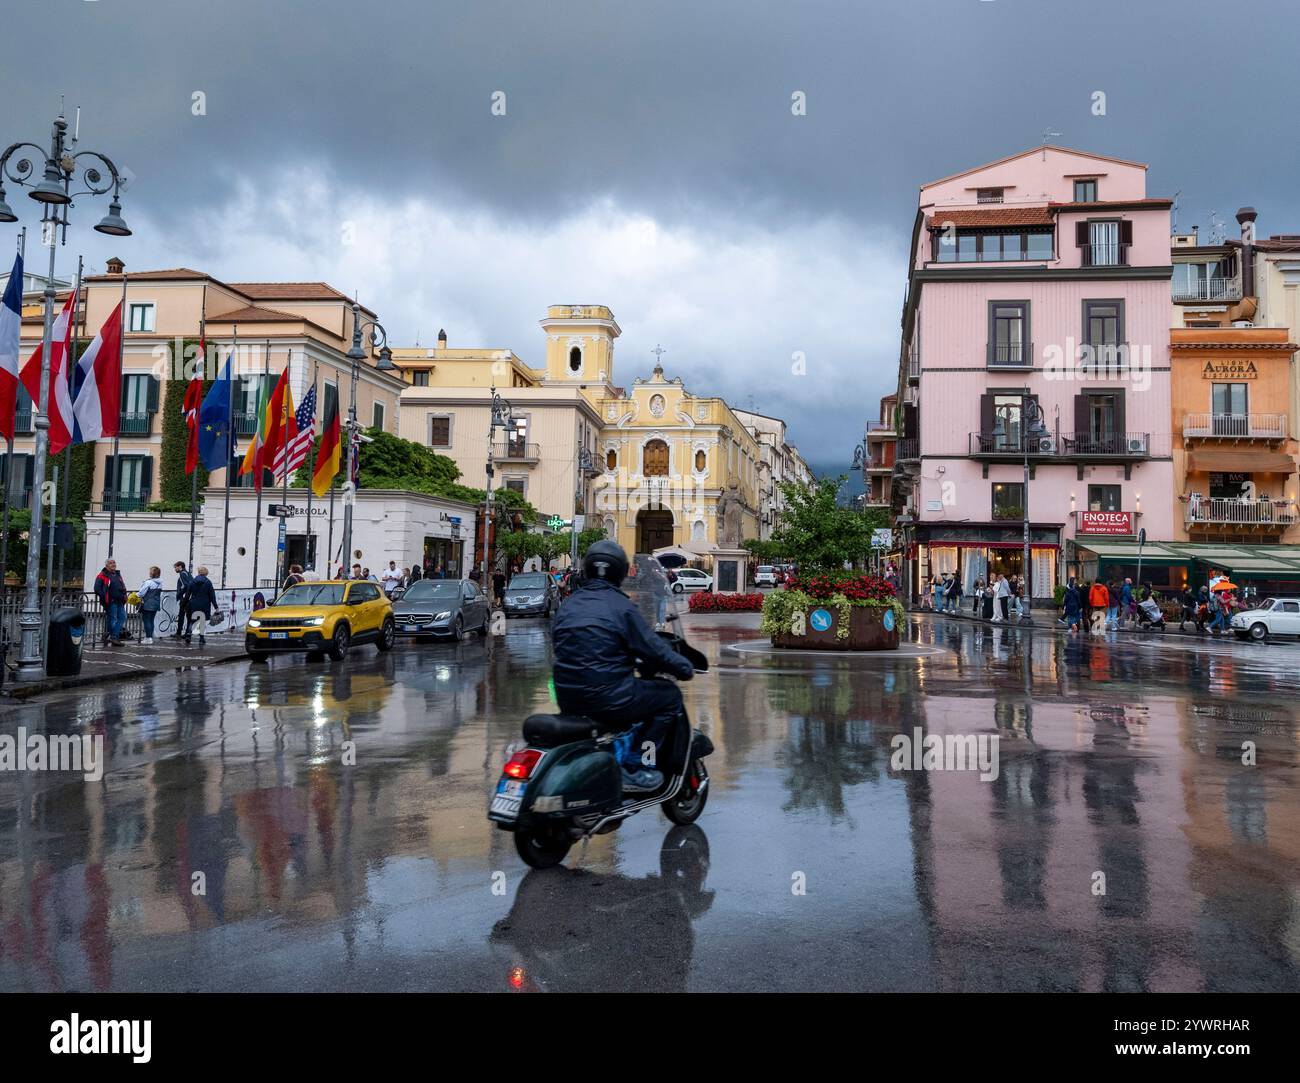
[1077,511,1135,535]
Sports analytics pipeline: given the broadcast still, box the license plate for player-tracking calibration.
[490,794,521,819]
[270,632,288,640]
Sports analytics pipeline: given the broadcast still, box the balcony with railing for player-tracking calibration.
[988,342,1034,369]
[969,431,1150,460]
[13,410,33,435]
[906,343,921,383]
[1172,277,1242,302]
[118,410,155,436]
[1182,413,1288,441]
[1186,496,1298,530]
[494,440,541,464]
[1080,242,1130,267]
[100,489,153,512]
[234,413,261,437]
[895,438,919,464]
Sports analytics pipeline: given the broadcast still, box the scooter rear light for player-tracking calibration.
[503,748,544,780]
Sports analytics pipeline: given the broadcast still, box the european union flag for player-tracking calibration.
[197,353,234,471]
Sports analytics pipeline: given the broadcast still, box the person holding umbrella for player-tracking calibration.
[1208,576,1237,635]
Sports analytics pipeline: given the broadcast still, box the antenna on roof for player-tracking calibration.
[1171,190,1182,234]
[1208,210,1226,245]
[1041,129,1061,160]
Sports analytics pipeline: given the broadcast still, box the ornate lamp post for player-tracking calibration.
[1018,396,1047,625]
[482,388,514,584]
[341,301,392,572]
[1,111,131,681]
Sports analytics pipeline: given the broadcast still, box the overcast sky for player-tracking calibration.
[3,0,1298,467]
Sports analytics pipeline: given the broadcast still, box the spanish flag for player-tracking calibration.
[311,392,341,496]
[239,367,296,492]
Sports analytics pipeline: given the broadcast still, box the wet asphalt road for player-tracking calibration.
[1,610,1298,993]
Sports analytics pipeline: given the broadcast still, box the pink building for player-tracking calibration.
[893,146,1176,604]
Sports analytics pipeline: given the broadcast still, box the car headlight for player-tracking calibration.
[247,618,261,628]
[302,617,324,626]
[434,611,451,621]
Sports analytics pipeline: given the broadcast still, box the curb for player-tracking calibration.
[0,644,250,702]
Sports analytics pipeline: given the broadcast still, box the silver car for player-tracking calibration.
[392,578,489,640]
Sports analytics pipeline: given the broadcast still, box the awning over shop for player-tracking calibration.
[1073,539,1300,576]
[1070,540,1186,565]
[1187,450,1296,474]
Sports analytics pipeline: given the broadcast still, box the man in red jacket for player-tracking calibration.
[94,558,129,646]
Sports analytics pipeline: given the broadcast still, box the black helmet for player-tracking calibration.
[582,540,629,587]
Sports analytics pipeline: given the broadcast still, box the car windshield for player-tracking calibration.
[1261,598,1280,610]
[757,566,773,573]
[403,581,461,601]
[275,584,345,607]
[509,574,549,589]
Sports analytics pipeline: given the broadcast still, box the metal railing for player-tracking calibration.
[234,413,261,437]
[494,441,541,462]
[117,410,155,436]
[895,438,919,462]
[1186,497,1299,527]
[969,431,1150,457]
[1183,413,1288,439]
[907,346,921,381]
[13,410,33,434]
[1173,278,1242,302]
[988,342,1033,368]
[1080,242,1129,267]
[99,490,153,512]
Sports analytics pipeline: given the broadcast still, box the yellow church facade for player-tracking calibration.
[394,304,764,556]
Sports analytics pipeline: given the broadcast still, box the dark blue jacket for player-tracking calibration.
[187,575,217,617]
[551,578,693,708]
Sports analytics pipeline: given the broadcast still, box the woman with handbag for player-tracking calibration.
[135,567,164,644]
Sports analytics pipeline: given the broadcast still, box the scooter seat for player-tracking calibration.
[522,713,601,747]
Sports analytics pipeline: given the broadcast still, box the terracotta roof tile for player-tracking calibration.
[83,268,208,282]
[926,207,1054,229]
[206,305,316,323]
[228,282,350,301]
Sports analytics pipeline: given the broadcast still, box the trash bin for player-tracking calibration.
[47,608,86,677]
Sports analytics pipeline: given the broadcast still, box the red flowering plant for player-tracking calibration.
[688,590,764,613]
[784,573,896,602]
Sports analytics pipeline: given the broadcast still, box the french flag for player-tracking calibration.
[72,300,124,442]
[19,288,77,456]
[0,253,21,441]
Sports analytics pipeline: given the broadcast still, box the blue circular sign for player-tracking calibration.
[810,608,833,632]
[883,608,895,632]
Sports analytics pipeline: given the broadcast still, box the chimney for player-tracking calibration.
[1236,207,1258,298]
[105,256,124,275]
[437,328,447,350]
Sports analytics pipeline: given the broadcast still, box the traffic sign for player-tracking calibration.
[268,504,292,518]
[871,528,892,549]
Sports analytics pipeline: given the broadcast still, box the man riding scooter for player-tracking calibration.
[551,541,695,792]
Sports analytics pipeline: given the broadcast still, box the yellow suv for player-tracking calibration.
[245,580,396,661]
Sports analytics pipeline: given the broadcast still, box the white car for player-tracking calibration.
[1232,597,1300,641]
[754,565,777,587]
[671,567,714,593]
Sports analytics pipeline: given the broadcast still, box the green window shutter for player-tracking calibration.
[139,456,153,500]
[147,375,160,412]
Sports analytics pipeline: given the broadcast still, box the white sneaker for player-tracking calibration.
[143,637,153,644]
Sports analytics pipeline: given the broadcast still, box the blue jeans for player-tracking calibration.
[106,602,126,640]
[1107,604,1118,627]
[1209,608,1228,631]
[142,610,156,638]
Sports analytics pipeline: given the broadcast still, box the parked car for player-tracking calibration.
[503,571,560,617]
[245,580,395,660]
[1231,597,1300,641]
[671,567,714,594]
[392,577,489,640]
[754,565,777,587]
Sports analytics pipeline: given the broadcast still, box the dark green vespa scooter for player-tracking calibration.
[488,619,713,868]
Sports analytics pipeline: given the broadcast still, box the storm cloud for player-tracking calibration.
[2,0,1297,463]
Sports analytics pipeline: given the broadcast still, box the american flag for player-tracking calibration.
[273,384,316,480]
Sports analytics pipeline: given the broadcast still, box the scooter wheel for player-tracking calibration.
[661,760,709,825]
[513,827,573,869]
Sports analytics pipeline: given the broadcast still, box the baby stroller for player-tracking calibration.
[1136,596,1166,631]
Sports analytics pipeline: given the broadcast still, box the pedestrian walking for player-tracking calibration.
[409,563,423,583]
[1178,585,1197,633]
[172,560,195,640]
[185,566,217,646]
[381,560,404,597]
[136,566,163,644]
[281,563,305,592]
[1088,579,1109,635]
[994,573,1011,622]
[493,568,507,607]
[1120,578,1135,627]
[94,558,129,646]
[1063,578,1082,633]
[971,578,983,616]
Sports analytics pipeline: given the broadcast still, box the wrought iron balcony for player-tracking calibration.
[1173,278,1242,302]
[494,440,541,463]
[117,410,154,436]
[1183,413,1287,440]
[969,431,1150,459]
[100,490,152,512]
[987,342,1033,368]
[13,410,33,434]
[1080,242,1130,267]
[1186,496,1298,528]
[234,413,261,437]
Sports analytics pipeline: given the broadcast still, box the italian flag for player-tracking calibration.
[239,367,297,491]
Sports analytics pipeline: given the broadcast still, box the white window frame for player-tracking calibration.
[127,302,156,333]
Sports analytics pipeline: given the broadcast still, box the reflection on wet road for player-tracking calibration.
[1,613,1297,992]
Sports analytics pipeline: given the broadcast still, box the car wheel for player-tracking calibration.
[452,616,464,642]
[673,582,684,594]
[376,617,395,652]
[1249,621,1269,642]
[328,623,351,661]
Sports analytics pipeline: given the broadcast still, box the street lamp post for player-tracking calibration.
[1019,396,1047,626]
[1,111,131,681]
[572,447,594,569]
[482,389,514,585]
[340,301,392,573]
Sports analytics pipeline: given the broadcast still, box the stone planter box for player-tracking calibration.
[771,604,900,651]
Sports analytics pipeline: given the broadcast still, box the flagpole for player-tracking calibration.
[57,255,83,591]
[328,485,336,578]
[106,272,126,558]
[1,227,26,598]
[189,282,206,569]
[277,347,291,590]
[220,323,237,589]
[251,339,270,592]
[305,355,318,570]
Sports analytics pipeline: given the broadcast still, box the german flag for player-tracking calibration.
[312,393,341,496]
